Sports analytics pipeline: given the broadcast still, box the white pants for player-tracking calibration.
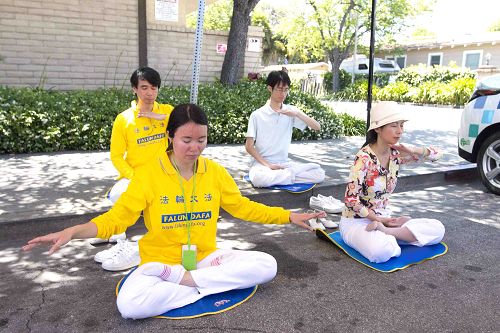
[249,161,325,187]
[108,178,130,204]
[116,249,277,319]
[339,217,445,263]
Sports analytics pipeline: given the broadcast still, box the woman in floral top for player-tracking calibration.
[340,101,445,263]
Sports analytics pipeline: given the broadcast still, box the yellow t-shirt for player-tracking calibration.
[110,101,174,179]
[91,154,291,265]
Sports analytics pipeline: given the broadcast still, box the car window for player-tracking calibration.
[479,75,500,90]
[358,64,368,70]
[379,63,394,68]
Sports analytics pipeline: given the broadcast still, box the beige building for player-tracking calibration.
[0,0,263,90]
[382,32,500,71]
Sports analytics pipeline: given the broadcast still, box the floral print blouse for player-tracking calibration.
[342,145,442,219]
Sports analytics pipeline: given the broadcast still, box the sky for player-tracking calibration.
[260,0,500,39]
[411,0,499,38]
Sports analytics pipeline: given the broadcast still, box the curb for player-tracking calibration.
[0,164,479,227]
[243,164,478,209]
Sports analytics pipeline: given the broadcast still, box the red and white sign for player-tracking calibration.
[216,43,227,54]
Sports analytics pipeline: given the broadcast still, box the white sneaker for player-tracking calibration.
[94,239,126,263]
[318,217,338,228]
[309,195,344,214]
[318,194,343,205]
[89,232,126,245]
[99,241,141,271]
[308,217,325,230]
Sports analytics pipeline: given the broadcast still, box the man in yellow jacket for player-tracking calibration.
[91,67,174,271]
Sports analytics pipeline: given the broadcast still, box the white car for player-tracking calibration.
[458,74,500,194]
[340,55,400,75]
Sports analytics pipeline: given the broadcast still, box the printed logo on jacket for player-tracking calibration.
[161,211,212,230]
[137,133,165,145]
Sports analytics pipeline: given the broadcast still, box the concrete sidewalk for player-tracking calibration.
[0,134,474,224]
[0,103,476,223]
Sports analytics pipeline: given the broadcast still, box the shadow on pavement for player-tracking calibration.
[0,180,498,332]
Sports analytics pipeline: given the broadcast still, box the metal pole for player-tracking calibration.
[190,0,205,104]
[366,0,376,134]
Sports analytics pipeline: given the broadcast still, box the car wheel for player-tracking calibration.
[477,131,500,195]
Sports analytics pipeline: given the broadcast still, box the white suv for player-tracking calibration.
[340,55,401,75]
[458,74,500,194]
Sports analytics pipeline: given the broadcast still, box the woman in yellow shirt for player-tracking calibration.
[23,104,324,319]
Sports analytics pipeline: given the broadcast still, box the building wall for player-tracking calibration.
[404,43,500,68]
[0,0,139,90]
[147,24,263,85]
[0,0,263,90]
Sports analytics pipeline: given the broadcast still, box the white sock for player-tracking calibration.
[142,263,186,284]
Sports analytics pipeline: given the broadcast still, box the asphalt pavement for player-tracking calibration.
[0,179,498,332]
[1,103,498,332]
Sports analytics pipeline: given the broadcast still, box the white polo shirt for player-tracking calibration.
[246,103,307,165]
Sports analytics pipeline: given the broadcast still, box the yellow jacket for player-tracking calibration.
[110,101,174,179]
[92,154,291,265]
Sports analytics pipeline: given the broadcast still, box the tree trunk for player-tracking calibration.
[220,0,260,85]
[329,50,343,93]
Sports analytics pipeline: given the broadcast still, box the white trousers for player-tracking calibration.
[339,217,445,263]
[108,178,130,204]
[116,249,277,319]
[249,161,325,187]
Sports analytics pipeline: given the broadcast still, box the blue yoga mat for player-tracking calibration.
[116,267,258,319]
[316,229,448,273]
[243,174,315,193]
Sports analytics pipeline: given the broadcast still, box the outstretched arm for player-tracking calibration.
[279,106,321,131]
[22,222,98,255]
[290,211,327,231]
[137,109,166,120]
[391,143,442,164]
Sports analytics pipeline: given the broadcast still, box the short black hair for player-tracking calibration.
[167,104,208,150]
[130,67,161,88]
[266,70,291,89]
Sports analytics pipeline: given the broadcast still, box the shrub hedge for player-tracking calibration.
[396,64,476,86]
[331,65,476,106]
[0,80,362,154]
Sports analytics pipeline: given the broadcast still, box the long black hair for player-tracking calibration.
[362,129,378,148]
[166,104,208,150]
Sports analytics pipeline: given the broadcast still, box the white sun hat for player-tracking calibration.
[368,101,409,131]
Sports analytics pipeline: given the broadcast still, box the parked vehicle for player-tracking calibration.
[340,55,401,75]
[458,73,500,194]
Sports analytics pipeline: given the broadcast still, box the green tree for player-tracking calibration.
[284,0,415,92]
[186,1,289,67]
[251,9,287,65]
[488,19,500,32]
[412,27,436,39]
[186,0,232,31]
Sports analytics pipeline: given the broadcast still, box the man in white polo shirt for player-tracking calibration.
[245,69,325,187]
